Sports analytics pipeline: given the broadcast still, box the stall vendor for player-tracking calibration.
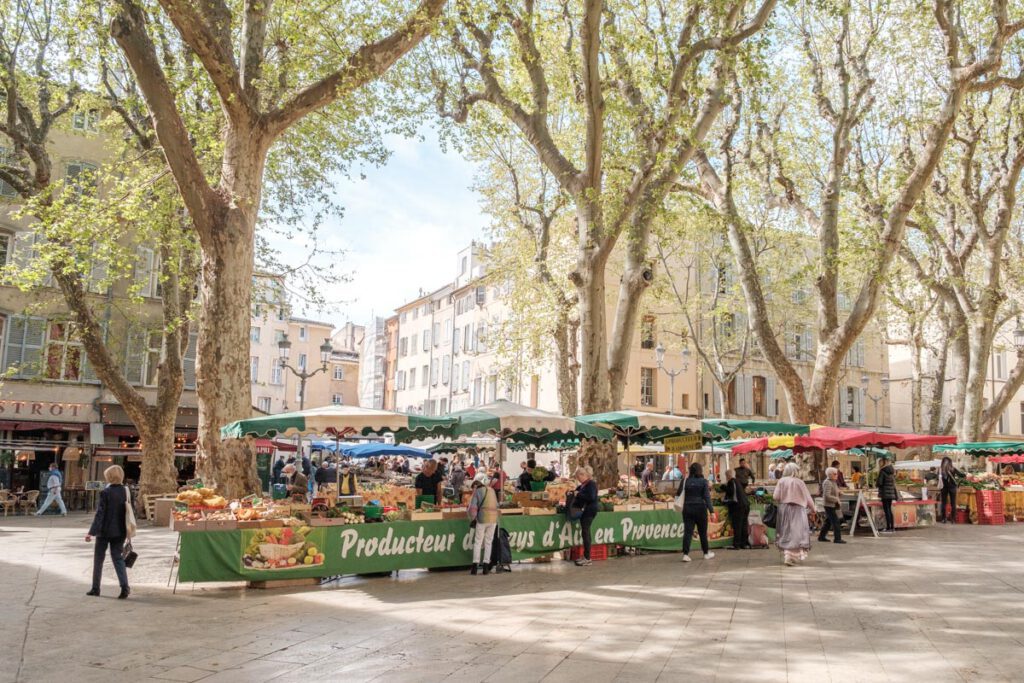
[415,460,445,504]
[338,465,357,496]
[734,459,754,488]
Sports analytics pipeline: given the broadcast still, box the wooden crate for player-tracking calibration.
[144,492,178,522]
[524,507,557,516]
[404,510,444,521]
[171,519,207,532]
[309,517,350,527]
[205,519,238,531]
[498,507,524,515]
[614,504,642,512]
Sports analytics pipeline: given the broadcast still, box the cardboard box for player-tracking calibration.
[205,519,238,531]
[524,507,557,516]
[309,517,350,527]
[171,519,207,532]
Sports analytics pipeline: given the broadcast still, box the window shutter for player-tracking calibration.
[10,231,37,271]
[183,332,198,389]
[766,377,778,417]
[87,258,109,294]
[124,329,147,385]
[135,247,154,297]
[712,384,722,415]
[5,315,45,377]
[857,388,866,424]
[786,328,796,359]
[462,361,470,390]
[743,375,754,416]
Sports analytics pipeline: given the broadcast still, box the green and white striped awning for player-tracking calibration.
[221,405,455,443]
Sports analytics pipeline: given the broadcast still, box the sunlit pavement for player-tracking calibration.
[3,514,1022,683]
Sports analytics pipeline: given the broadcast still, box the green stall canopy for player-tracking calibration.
[702,419,810,440]
[933,441,1024,456]
[444,399,613,446]
[220,405,456,443]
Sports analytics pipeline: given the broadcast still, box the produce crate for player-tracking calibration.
[529,481,548,492]
[309,517,350,527]
[404,510,443,521]
[955,509,970,524]
[977,513,1005,525]
[524,507,557,516]
[171,519,207,532]
[567,544,609,561]
[498,507,524,515]
[205,519,238,531]
[614,503,642,512]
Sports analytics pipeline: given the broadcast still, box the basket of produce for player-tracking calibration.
[259,541,305,561]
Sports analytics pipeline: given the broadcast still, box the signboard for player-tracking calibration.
[178,509,734,583]
[85,481,105,491]
[664,433,703,453]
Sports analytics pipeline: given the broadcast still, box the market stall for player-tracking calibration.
[934,442,1024,523]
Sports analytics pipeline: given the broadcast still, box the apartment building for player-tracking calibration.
[0,116,200,489]
[387,242,890,425]
[889,324,1024,438]
[359,317,388,409]
[249,273,364,413]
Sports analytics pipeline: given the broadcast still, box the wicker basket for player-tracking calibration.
[258,541,304,561]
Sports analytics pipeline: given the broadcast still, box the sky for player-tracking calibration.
[281,127,487,328]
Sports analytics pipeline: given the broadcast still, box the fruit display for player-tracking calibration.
[242,526,325,570]
[175,487,227,508]
[324,506,364,524]
[963,473,1002,491]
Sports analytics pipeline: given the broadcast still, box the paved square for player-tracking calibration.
[3,515,1022,682]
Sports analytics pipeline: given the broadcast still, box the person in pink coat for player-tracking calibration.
[772,462,817,566]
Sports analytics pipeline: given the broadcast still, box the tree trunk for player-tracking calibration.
[608,235,652,409]
[959,320,995,442]
[136,419,180,502]
[572,233,611,414]
[552,309,579,416]
[577,439,618,489]
[194,134,265,498]
[910,339,923,434]
[927,331,950,434]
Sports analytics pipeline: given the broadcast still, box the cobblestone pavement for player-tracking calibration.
[2,514,1023,683]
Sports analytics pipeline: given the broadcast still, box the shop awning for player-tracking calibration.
[443,400,613,446]
[221,405,455,442]
[934,441,1024,456]
[795,427,906,451]
[885,433,957,448]
[5,421,86,432]
[427,439,498,454]
[577,410,701,445]
[702,419,810,440]
[989,454,1024,464]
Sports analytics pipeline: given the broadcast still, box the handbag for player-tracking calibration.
[673,478,687,512]
[762,503,778,529]
[122,540,138,568]
[125,488,138,539]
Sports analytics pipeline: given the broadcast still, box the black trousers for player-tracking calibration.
[818,506,842,542]
[92,535,129,592]
[682,508,709,555]
[939,486,957,522]
[580,515,595,559]
[881,498,895,531]
[728,504,750,548]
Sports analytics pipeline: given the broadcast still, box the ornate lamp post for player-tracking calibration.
[655,342,691,415]
[861,373,890,429]
[278,335,333,410]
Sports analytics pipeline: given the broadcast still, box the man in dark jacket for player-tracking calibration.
[272,456,286,485]
[877,459,898,533]
[734,458,754,488]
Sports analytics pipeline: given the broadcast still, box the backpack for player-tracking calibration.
[489,527,513,572]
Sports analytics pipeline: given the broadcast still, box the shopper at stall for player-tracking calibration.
[314,459,337,488]
[641,462,659,494]
[85,465,130,599]
[734,459,754,488]
[677,462,716,562]
[767,463,778,481]
[449,461,467,497]
[938,456,964,523]
[724,469,750,550]
[415,460,445,505]
[571,467,600,566]
[830,460,848,488]
[272,455,286,485]
[467,474,498,575]
[774,462,816,566]
[282,464,308,500]
[35,462,67,516]
[877,458,898,533]
[465,459,476,479]
[818,467,846,544]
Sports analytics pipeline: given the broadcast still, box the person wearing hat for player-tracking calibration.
[467,473,499,575]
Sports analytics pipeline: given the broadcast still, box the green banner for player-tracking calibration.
[178,509,743,583]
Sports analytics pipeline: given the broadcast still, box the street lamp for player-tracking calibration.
[655,342,691,415]
[278,334,333,410]
[861,373,890,429]
[1014,323,1024,352]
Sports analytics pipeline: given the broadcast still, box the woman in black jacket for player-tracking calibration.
[877,458,898,533]
[937,457,964,523]
[677,462,716,562]
[571,467,600,566]
[86,465,130,599]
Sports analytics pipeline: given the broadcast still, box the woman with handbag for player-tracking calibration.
[773,463,816,566]
[85,465,132,599]
[937,457,964,523]
[571,467,600,566]
[467,473,498,575]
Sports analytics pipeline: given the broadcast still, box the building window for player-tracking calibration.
[0,233,9,264]
[461,256,468,274]
[271,362,283,385]
[397,370,406,390]
[788,324,812,361]
[0,148,19,197]
[681,393,690,411]
[333,366,344,380]
[400,311,407,323]
[752,376,767,416]
[462,360,471,391]
[472,376,482,406]
[408,367,416,388]
[332,394,343,405]
[134,247,160,298]
[44,322,83,381]
[298,326,307,341]
[250,326,260,343]
[410,332,418,354]
[995,352,1007,380]
[298,353,307,371]
[64,160,98,195]
[72,109,100,132]
[421,364,429,385]
[257,397,271,413]
[453,327,461,355]
[476,285,486,306]
[641,316,656,350]
[439,398,448,414]
[432,323,440,348]
[442,355,451,384]
[250,356,259,383]
[640,367,655,407]
[444,320,452,344]
[399,336,408,357]
[430,359,439,386]
[477,323,488,353]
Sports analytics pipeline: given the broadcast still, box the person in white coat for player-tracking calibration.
[36,463,68,516]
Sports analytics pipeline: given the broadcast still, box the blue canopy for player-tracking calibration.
[341,443,432,459]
